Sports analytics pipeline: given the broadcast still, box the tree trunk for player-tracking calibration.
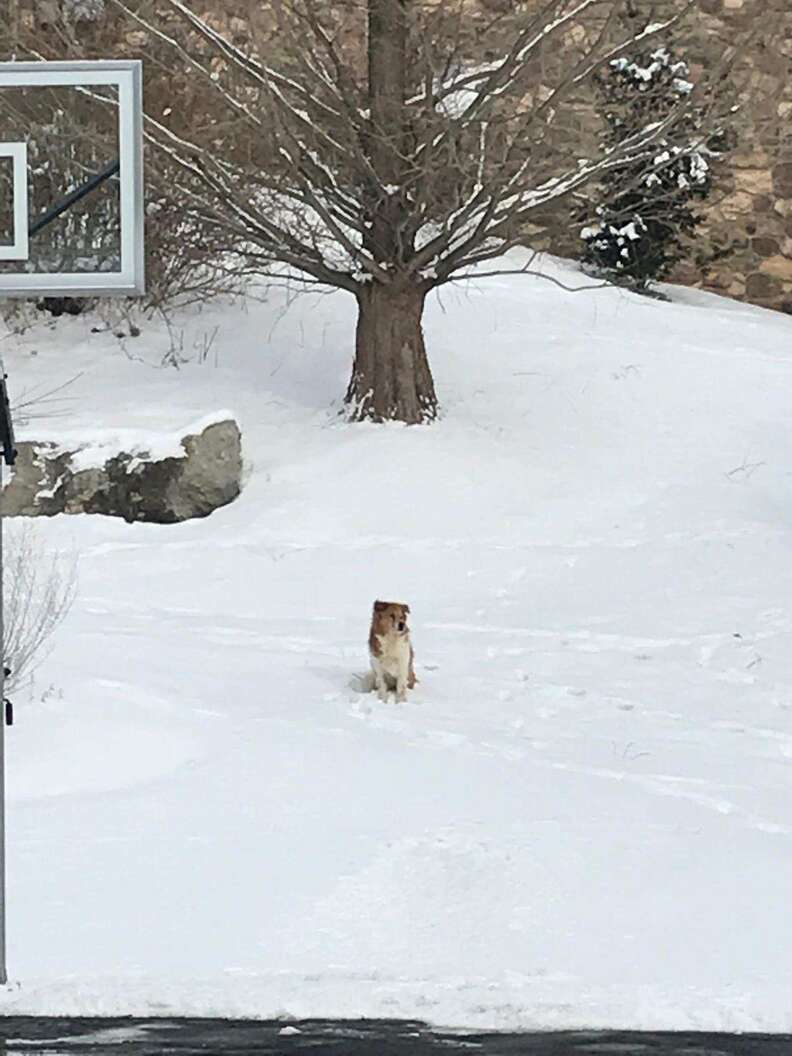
[365,0,409,261]
[345,282,437,424]
[351,3,435,425]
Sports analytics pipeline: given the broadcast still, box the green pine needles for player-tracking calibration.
[581,41,725,294]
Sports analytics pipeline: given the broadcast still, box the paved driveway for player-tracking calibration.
[0,1019,790,1055]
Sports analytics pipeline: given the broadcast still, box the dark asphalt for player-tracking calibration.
[0,1019,790,1056]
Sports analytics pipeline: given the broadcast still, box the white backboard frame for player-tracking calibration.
[0,60,144,297]
[0,143,28,262]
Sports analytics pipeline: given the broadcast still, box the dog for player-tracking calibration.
[368,600,417,702]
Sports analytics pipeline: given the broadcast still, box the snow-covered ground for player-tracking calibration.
[0,252,791,1031]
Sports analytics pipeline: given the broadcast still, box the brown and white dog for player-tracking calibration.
[368,600,417,702]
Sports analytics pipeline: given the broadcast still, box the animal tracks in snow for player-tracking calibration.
[205,604,792,845]
[548,762,792,836]
[339,650,792,840]
[424,621,734,655]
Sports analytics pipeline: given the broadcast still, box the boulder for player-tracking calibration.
[1,416,242,524]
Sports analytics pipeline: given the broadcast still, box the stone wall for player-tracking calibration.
[675,0,792,311]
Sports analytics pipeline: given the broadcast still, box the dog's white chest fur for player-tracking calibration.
[370,632,411,701]
[373,633,410,677]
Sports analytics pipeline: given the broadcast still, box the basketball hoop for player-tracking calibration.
[0,58,146,985]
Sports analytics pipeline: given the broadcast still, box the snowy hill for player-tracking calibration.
[1,251,791,1030]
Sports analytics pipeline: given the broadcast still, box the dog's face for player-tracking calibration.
[372,600,410,636]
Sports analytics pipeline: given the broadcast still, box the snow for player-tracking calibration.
[610,48,694,99]
[435,65,498,119]
[18,411,239,476]
[1,251,792,1031]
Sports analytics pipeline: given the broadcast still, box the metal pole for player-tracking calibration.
[28,159,120,239]
[0,372,14,989]
[0,456,6,985]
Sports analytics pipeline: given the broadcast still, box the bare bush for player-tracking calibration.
[3,521,77,692]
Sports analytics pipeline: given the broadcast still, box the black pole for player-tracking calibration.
[0,373,16,986]
[28,159,120,239]
[0,455,5,984]
[0,378,15,470]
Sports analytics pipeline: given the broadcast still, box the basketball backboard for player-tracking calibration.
[0,60,144,297]
[0,58,146,991]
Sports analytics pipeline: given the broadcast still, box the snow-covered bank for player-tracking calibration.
[1,253,791,1030]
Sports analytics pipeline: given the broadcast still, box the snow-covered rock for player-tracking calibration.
[1,416,241,523]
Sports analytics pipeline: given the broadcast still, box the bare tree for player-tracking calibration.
[3,521,77,692]
[17,0,754,421]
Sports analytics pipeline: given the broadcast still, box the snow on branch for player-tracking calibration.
[96,0,758,294]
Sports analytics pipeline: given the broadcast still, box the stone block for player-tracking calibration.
[746,271,782,299]
[1,417,242,524]
[759,255,792,279]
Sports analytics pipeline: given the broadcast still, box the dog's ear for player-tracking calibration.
[373,600,388,612]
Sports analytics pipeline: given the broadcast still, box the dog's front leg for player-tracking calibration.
[372,662,389,702]
[395,670,408,703]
